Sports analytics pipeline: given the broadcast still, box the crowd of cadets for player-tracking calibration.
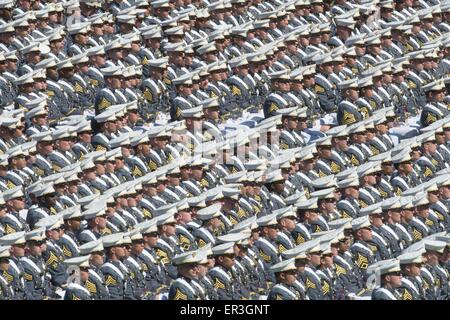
[0,0,449,300]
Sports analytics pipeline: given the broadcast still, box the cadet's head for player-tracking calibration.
[143,231,159,248]
[317,144,332,158]
[354,225,372,241]
[381,270,402,288]
[0,256,9,271]
[321,252,334,268]
[106,243,126,260]
[89,250,104,267]
[338,236,351,252]
[38,192,57,207]
[278,215,297,232]
[401,206,414,222]
[262,223,279,240]
[294,257,308,272]
[64,216,82,232]
[271,77,290,92]
[175,209,192,225]
[307,250,322,267]
[158,221,177,236]
[10,241,26,258]
[401,261,423,277]
[341,185,359,199]
[276,267,298,285]
[26,239,46,256]
[58,65,75,79]
[46,224,63,241]
[177,261,199,279]
[215,252,235,269]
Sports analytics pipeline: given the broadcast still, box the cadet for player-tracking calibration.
[123,232,148,299]
[0,245,14,299]
[168,249,205,300]
[2,187,28,233]
[79,239,110,300]
[63,255,92,300]
[0,231,26,299]
[350,216,376,280]
[209,242,249,300]
[422,240,448,300]
[36,215,68,290]
[267,258,301,300]
[22,228,54,300]
[397,250,426,300]
[101,233,134,299]
[253,212,283,283]
[337,79,363,126]
[263,71,291,118]
[370,259,403,300]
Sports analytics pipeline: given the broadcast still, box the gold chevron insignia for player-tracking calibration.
[174,288,188,300]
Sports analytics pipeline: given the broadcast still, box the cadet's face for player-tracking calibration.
[401,209,414,222]
[280,217,297,231]
[387,273,402,288]
[439,186,450,199]
[12,244,25,257]
[9,197,26,211]
[359,228,372,241]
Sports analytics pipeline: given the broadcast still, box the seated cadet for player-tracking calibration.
[345,125,372,167]
[2,187,28,233]
[283,239,323,300]
[0,232,27,299]
[101,233,134,300]
[390,150,421,196]
[168,249,205,300]
[138,219,170,296]
[350,216,376,280]
[417,132,448,181]
[315,237,338,300]
[173,200,197,251]
[170,74,196,122]
[264,169,287,211]
[267,258,301,300]
[370,259,403,300]
[397,250,426,300]
[253,213,282,283]
[63,255,92,300]
[420,80,448,127]
[47,128,77,172]
[22,228,54,300]
[337,78,363,126]
[422,240,448,300]
[35,216,68,289]
[357,161,382,208]
[275,207,297,253]
[263,71,291,118]
[360,204,392,261]
[196,244,218,300]
[154,211,182,280]
[122,232,148,300]
[381,198,413,250]
[0,245,14,299]
[409,194,435,242]
[78,239,110,300]
[92,109,119,152]
[193,203,222,248]
[26,184,61,230]
[277,107,305,150]
[297,197,330,234]
[314,54,339,114]
[209,242,249,300]
[329,226,366,298]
